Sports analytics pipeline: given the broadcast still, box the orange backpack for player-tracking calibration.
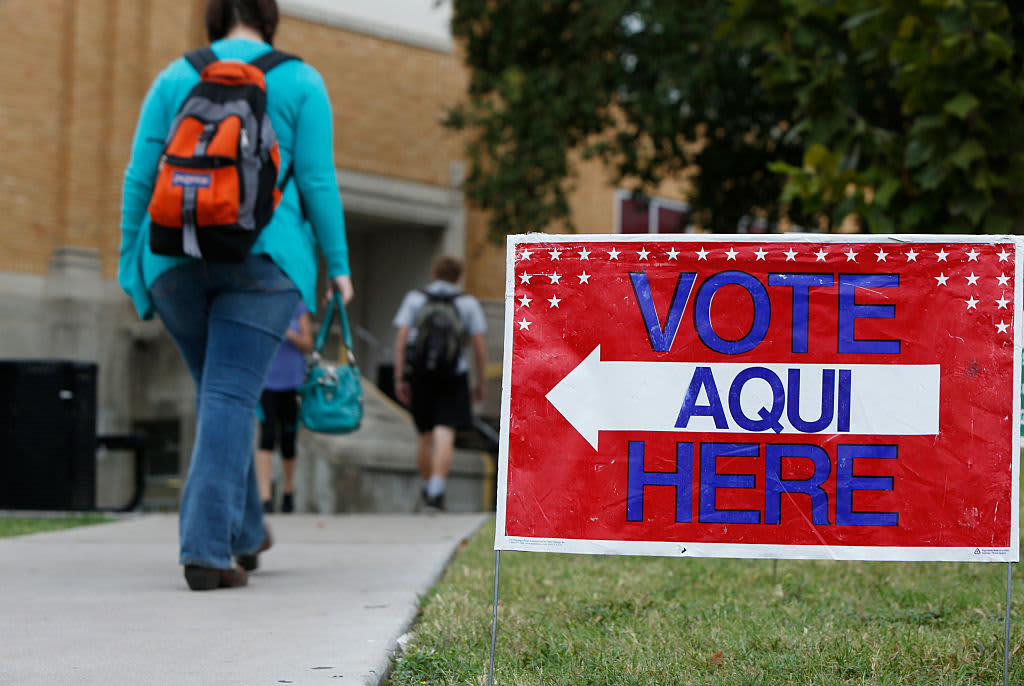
[148,48,299,261]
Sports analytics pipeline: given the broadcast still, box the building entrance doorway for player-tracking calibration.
[343,213,445,392]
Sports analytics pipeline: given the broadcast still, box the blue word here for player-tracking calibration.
[626,440,899,527]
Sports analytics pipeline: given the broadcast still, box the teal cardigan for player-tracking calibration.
[119,38,350,318]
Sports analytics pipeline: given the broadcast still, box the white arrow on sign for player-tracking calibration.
[544,345,940,450]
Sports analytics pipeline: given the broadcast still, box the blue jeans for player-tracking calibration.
[151,255,300,569]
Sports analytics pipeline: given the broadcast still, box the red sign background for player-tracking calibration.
[497,235,1020,561]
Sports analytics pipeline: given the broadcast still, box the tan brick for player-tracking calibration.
[0,1,680,290]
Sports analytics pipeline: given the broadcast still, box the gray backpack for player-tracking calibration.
[407,290,465,378]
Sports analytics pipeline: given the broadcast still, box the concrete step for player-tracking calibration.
[294,379,496,514]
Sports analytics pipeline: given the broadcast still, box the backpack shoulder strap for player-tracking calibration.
[277,163,306,219]
[250,49,302,74]
[251,50,303,204]
[419,289,459,304]
[185,47,218,74]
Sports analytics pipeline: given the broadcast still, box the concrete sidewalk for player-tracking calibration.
[0,512,489,686]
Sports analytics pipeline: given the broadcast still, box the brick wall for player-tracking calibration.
[0,0,483,279]
[0,0,66,274]
[0,1,680,298]
[277,18,468,190]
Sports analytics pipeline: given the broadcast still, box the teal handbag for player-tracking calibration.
[298,292,363,434]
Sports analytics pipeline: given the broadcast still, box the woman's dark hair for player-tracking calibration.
[205,0,279,45]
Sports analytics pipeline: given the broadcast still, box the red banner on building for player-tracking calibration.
[496,235,1021,561]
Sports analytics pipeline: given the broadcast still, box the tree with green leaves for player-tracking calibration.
[447,0,805,239]
[448,0,1024,238]
[727,0,1024,234]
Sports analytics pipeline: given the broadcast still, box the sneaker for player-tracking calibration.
[424,492,446,512]
[262,500,273,514]
[281,493,294,513]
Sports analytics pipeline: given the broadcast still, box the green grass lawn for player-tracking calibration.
[0,514,112,538]
[389,517,1022,685]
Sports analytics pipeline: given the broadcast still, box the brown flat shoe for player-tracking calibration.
[184,564,248,591]
[234,530,273,572]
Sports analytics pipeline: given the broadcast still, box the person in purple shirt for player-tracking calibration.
[257,301,312,513]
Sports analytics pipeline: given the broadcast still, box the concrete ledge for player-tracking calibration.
[279,0,455,53]
[295,381,496,514]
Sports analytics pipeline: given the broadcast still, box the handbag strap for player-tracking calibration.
[313,292,355,364]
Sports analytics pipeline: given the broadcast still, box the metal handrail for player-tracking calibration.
[95,433,148,512]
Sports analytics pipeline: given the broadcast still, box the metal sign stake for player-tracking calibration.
[488,550,502,686]
[1004,562,1013,686]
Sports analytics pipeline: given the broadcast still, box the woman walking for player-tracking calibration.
[119,0,352,590]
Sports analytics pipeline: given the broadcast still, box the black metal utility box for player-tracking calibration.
[0,360,97,510]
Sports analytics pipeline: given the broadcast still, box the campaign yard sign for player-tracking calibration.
[496,234,1022,562]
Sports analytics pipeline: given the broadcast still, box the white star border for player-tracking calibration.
[511,239,1020,338]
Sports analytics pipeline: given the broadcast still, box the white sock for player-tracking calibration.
[426,476,446,498]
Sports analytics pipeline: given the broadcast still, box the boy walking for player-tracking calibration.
[393,255,487,510]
